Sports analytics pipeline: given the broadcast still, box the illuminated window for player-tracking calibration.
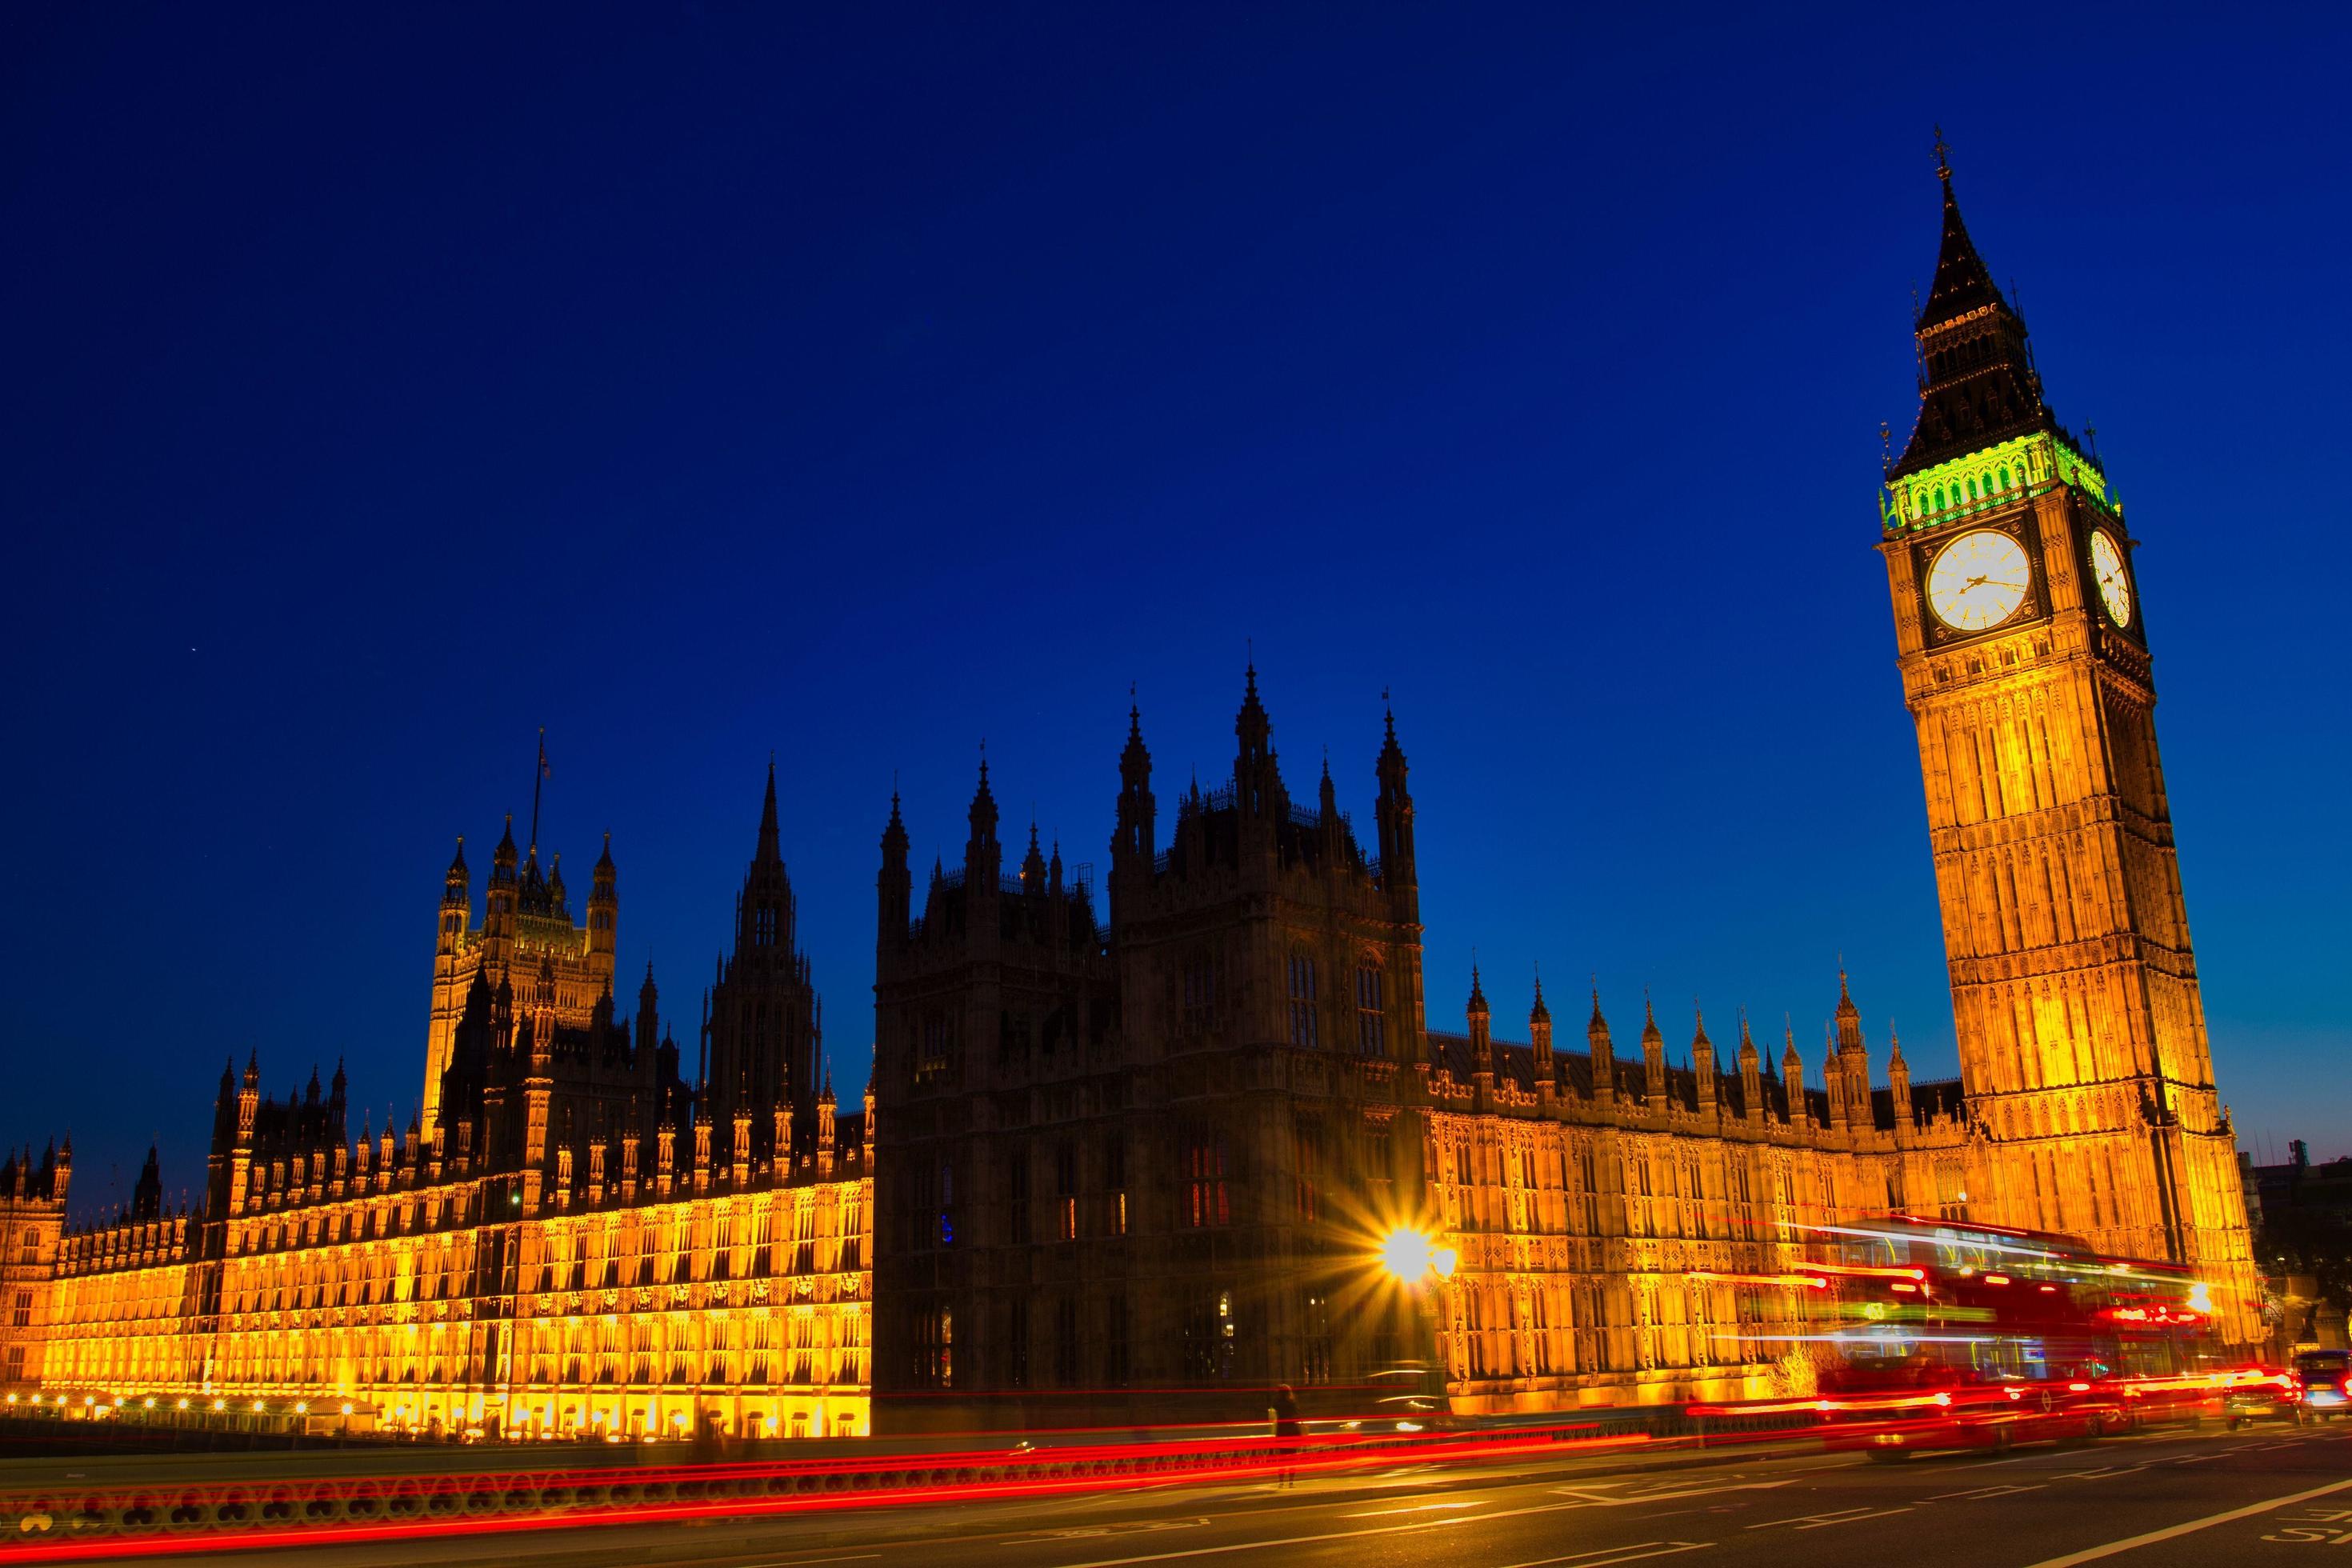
[1182,1129,1230,1228]
[1104,1135,1127,1236]
[1292,1124,1320,1222]
[1054,1144,1078,1242]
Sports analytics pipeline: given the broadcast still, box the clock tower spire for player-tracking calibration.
[1878,138,2256,1342]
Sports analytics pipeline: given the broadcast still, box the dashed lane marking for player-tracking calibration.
[1798,1507,1913,1529]
[1744,1506,1879,1530]
[1918,1483,2047,1502]
[1491,1544,1714,1568]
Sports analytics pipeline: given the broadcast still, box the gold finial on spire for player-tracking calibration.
[1933,124,1952,182]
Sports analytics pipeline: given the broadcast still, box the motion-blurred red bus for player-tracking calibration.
[1802,1216,2224,1459]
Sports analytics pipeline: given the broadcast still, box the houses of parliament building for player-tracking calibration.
[0,157,2258,1438]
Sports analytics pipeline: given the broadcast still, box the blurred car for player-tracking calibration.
[2296,1350,2351,1421]
[2220,1366,2300,1429]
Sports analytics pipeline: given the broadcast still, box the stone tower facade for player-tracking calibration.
[871,680,1442,1430]
[0,1141,69,1391]
[422,814,618,1129]
[1876,145,2257,1338]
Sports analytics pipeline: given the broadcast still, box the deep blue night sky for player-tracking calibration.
[6,5,2346,1218]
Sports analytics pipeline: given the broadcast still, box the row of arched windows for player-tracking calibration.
[1914,458,2026,519]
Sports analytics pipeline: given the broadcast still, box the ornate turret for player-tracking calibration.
[483,814,520,965]
[441,838,470,949]
[1833,967,1870,1118]
[1888,1024,1911,1120]
[1529,971,1554,1078]
[1782,1024,1806,1128]
[1113,697,1155,890]
[1466,966,1493,1080]
[879,788,912,954]
[1641,995,1667,1111]
[1738,1011,1762,1122]
[1374,700,1417,910]
[1588,988,1614,1106]
[1020,822,1047,892]
[588,832,618,958]
[965,751,1001,892]
[1233,663,1283,825]
[636,962,660,1057]
[1692,1007,1716,1115]
[131,1143,162,1220]
[739,760,795,954]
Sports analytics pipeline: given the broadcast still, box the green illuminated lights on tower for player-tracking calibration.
[1880,431,2114,535]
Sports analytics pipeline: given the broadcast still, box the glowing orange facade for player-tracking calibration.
[1876,155,2258,1341]
[10,162,2259,1432]
[30,774,873,1440]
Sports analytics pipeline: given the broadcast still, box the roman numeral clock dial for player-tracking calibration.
[1925,528,2030,631]
[2090,529,2133,627]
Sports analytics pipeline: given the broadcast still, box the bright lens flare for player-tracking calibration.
[1379,1228,1456,1280]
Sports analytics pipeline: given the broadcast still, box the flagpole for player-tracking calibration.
[530,727,547,858]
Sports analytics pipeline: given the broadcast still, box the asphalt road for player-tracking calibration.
[143,1419,2352,1568]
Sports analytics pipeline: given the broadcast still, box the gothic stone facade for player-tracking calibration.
[12,163,2258,1430]
[871,679,1983,1428]
[29,777,872,1442]
[0,1146,69,1392]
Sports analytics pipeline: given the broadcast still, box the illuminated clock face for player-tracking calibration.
[1926,530,2030,631]
[2090,530,2132,627]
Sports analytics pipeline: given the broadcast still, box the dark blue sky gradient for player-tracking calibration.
[6,4,2346,1218]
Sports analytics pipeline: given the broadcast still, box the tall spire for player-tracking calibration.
[1918,129,2006,332]
[755,755,782,865]
[1234,661,1277,819]
[968,746,999,839]
[1890,128,2057,480]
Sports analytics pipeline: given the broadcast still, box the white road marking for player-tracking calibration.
[1918,1482,2047,1502]
[739,1556,882,1568]
[1042,1483,1764,1568]
[1550,1480,1794,1508]
[1746,1506,1879,1530]
[1796,1507,1912,1529]
[1005,1518,1211,1543]
[1341,1499,1483,1518]
[1492,1545,1714,1568]
[2020,1474,2352,1566]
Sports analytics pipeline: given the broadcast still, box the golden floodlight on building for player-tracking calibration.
[1378,1227,1456,1282]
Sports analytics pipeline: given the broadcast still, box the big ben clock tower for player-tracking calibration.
[1879,139,2256,1341]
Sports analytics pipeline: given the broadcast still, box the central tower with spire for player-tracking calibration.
[871,668,1430,1432]
[1878,134,2255,1338]
[702,760,823,1166]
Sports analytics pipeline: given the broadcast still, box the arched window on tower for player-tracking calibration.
[1355,962,1386,1056]
[1287,951,1318,1048]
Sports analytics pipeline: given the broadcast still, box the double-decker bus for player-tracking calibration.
[1801,1216,2224,1458]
